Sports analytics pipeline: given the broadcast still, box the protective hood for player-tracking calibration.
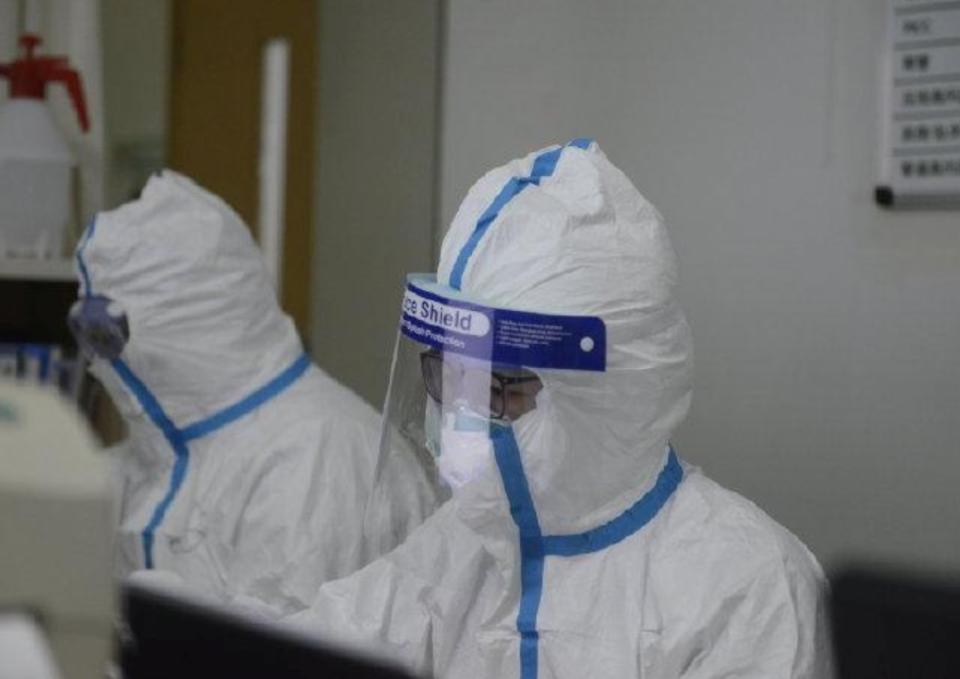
[75,171,303,429]
[436,140,693,536]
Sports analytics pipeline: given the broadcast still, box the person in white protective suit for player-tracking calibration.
[287,139,834,678]
[67,171,438,617]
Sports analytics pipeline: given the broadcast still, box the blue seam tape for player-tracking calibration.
[179,353,310,441]
[110,357,187,570]
[490,426,543,679]
[78,220,310,569]
[110,357,183,448]
[491,426,679,679]
[542,449,682,557]
[140,441,189,569]
[447,138,594,291]
[448,178,530,291]
[518,549,543,679]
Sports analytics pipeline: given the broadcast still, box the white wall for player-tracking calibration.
[312,0,442,407]
[101,0,171,207]
[0,1,19,88]
[442,0,960,571]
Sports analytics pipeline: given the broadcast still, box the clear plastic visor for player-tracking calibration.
[377,332,547,500]
[370,275,607,506]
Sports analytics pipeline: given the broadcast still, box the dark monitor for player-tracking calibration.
[121,580,419,679]
[831,566,960,679]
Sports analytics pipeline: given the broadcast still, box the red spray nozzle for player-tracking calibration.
[0,34,90,132]
[19,34,41,58]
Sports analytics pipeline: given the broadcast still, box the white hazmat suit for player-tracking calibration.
[289,140,834,678]
[72,171,435,616]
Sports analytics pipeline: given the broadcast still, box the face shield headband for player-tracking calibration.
[400,274,606,373]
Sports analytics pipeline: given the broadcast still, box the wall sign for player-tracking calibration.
[877,0,960,208]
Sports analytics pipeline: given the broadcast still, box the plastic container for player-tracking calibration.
[0,34,88,259]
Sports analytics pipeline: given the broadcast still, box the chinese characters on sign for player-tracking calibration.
[878,1,960,207]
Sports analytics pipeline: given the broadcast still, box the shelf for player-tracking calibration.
[0,258,77,283]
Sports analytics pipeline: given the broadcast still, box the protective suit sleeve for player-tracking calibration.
[284,503,485,677]
[665,545,834,679]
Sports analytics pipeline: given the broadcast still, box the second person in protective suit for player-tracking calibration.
[287,139,834,678]
[69,171,439,616]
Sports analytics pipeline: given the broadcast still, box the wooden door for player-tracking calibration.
[167,0,317,336]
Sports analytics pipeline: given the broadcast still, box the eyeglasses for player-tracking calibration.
[420,349,543,421]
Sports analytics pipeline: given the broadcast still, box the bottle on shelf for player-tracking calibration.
[0,34,89,259]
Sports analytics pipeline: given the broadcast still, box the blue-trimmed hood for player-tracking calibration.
[75,171,304,431]
[437,141,693,536]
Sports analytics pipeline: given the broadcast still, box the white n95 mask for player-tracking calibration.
[435,408,495,490]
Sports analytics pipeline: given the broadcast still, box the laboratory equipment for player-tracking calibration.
[0,381,113,679]
[121,577,416,679]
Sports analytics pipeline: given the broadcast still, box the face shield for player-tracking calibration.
[371,274,606,514]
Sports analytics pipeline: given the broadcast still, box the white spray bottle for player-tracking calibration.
[0,34,89,259]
